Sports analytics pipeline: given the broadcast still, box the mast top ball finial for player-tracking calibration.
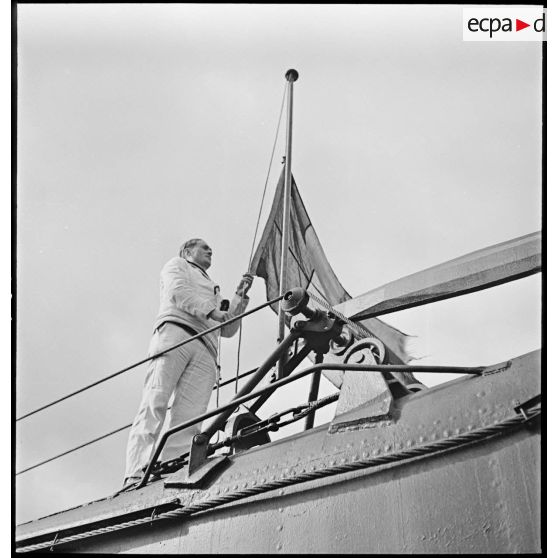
[285,69,299,82]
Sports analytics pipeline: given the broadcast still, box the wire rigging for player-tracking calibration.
[235,80,288,394]
[234,325,242,396]
[247,80,288,268]
[216,332,222,409]
[16,367,261,476]
[16,296,283,422]
[215,332,223,443]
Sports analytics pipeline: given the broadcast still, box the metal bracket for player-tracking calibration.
[165,410,267,487]
[328,339,393,434]
[482,360,512,376]
[292,311,344,354]
[224,407,271,453]
[48,532,59,552]
[164,433,229,488]
[514,393,541,421]
[188,433,210,476]
[164,455,230,488]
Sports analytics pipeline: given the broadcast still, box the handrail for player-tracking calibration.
[137,362,485,488]
[16,294,285,422]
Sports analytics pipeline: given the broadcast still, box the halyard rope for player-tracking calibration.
[235,80,288,395]
[247,81,288,268]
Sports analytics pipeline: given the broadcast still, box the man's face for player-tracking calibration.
[187,240,213,270]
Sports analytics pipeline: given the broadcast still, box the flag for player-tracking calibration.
[249,169,423,391]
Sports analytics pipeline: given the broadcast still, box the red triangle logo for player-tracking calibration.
[516,19,530,31]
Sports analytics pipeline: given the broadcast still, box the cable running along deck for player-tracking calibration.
[16,404,540,553]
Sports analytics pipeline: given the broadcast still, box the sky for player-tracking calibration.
[15,4,543,526]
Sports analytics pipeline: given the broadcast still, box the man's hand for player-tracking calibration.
[208,309,229,323]
[235,273,254,297]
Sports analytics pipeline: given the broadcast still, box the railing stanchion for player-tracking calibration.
[137,362,485,488]
[304,353,323,430]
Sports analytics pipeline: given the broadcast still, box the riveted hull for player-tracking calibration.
[16,351,541,554]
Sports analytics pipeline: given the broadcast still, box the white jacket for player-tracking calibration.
[153,257,249,359]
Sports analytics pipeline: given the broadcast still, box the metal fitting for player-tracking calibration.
[193,434,208,446]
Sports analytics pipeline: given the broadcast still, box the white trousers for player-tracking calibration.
[124,323,216,479]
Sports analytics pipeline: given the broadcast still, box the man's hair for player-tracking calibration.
[179,238,203,259]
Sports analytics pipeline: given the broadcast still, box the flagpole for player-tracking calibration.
[277,68,299,375]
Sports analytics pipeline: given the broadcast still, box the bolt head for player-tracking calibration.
[193,434,206,445]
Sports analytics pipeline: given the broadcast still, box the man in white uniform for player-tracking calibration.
[123,238,253,488]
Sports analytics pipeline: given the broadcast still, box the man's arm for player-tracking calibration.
[220,274,253,337]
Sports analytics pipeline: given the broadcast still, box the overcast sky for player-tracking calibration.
[15,4,542,525]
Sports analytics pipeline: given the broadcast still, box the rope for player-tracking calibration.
[235,324,242,395]
[247,80,287,267]
[16,424,132,477]
[17,407,540,552]
[16,295,283,423]
[215,333,222,442]
[15,366,262,477]
[232,80,288,396]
